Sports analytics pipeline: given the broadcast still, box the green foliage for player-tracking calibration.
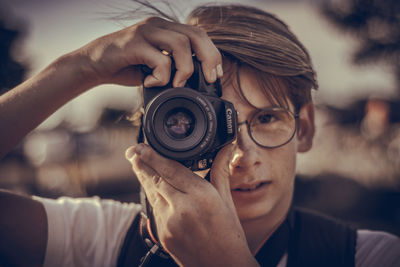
[321,0,400,88]
[0,19,27,95]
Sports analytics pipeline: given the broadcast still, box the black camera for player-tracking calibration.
[142,58,237,170]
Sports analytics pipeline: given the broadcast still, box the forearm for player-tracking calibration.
[0,189,47,266]
[0,51,97,159]
[0,17,222,160]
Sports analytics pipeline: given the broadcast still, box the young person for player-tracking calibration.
[0,3,399,267]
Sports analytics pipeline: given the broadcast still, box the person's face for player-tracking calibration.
[217,64,315,223]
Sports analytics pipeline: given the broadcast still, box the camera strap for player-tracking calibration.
[138,187,171,266]
[117,211,177,267]
[138,211,171,266]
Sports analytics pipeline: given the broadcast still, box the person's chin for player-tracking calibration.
[234,195,275,221]
[236,203,275,222]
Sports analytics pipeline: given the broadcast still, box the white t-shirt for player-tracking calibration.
[34,196,141,267]
[34,196,400,267]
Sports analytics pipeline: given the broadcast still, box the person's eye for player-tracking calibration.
[257,112,276,124]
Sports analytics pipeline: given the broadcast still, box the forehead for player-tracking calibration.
[220,63,288,109]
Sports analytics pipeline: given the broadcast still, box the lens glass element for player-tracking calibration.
[164,108,195,139]
[249,108,297,147]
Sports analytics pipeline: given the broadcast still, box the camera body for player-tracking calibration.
[142,58,237,170]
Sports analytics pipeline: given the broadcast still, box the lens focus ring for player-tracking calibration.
[143,88,217,160]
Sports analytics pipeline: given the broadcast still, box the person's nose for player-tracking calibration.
[229,123,261,171]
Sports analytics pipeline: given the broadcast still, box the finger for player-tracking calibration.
[210,144,236,209]
[147,18,223,83]
[132,143,206,194]
[121,33,173,87]
[125,153,167,209]
[126,146,185,202]
[141,25,194,87]
[138,46,172,87]
[174,24,223,83]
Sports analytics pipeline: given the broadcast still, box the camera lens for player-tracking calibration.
[165,108,195,139]
[144,88,217,159]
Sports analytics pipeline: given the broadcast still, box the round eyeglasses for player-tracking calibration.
[237,107,299,148]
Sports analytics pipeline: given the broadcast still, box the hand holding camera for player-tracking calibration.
[126,143,257,267]
[80,17,223,89]
[142,57,237,170]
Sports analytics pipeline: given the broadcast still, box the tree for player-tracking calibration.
[0,16,27,95]
[321,0,400,90]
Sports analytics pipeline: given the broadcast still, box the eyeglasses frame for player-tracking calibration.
[236,106,300,149]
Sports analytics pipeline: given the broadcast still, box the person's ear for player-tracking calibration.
[296,102,315,153]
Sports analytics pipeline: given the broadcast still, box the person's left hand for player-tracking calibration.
[125,144,259,267]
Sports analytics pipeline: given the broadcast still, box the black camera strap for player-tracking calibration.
[117,211,178,267]
[138,187,171,265]
[138,211,171,266]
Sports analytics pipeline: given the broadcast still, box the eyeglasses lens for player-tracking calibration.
[249,108,296,147]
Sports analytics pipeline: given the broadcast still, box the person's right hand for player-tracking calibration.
[126,144,259,267]
[78,17,223,88]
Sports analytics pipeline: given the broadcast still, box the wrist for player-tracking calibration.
[51,49,102,95]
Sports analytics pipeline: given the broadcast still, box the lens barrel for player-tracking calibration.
[143,87,217,160]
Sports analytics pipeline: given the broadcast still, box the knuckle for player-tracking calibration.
[144,16,164,25]
[151,174,162,186]
[153,57,172,85]
[150,194,161,207]
[184,24,207,38]
[205,48,222,64]
[158,54,172,67]
[213,50,223,63]
[135,23,147,34]
[192,26,208,38]
[172,34,190,48]
[192,29,213,51]
[159,75,171,86]
[178,63,194,81]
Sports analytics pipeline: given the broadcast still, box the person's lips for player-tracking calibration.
[230,180,272,202]
[232,181,271,192]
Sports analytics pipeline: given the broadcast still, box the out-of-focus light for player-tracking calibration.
[23,130,74,166]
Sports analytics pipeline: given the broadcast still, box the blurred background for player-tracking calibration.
[0,0,399,235]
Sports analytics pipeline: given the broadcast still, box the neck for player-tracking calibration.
[241,196,292,254]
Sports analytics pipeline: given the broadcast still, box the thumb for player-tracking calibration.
[210,144,236,210]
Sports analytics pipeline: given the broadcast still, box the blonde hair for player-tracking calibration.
[186,4,318,110]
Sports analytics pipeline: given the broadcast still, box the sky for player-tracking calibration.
[1,0,397,130]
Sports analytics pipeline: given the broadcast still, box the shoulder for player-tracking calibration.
[34,196,142,267]
[291,207,355,235]
[289,208,356,267]
[356,229,400,267]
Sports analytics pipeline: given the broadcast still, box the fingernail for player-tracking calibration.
[135,144,145,155]
[210,68,217,82]
[125,146,136,161]
[216,64,223,77]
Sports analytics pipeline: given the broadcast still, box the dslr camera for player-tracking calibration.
[142,58,237,170]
